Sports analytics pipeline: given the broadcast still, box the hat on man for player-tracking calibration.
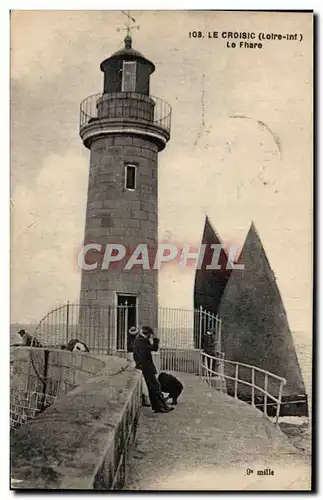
[129,326,139,335]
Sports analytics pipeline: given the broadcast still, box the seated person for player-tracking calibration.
[158,372,183,405]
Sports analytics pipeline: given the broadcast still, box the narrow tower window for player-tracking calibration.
[125,164,137,190]
[122,61,137,92]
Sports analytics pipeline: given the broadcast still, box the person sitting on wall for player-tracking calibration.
[61,339,90,352]
[15,329,42,348]
[133,325,174,414]
[158,372,183,405]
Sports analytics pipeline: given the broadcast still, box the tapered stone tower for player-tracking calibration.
[217,222,307,413]
[79,34,171,350]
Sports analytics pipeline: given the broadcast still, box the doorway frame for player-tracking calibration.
[114,292,139,352]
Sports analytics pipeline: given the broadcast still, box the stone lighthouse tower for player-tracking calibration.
[79,33,171,352]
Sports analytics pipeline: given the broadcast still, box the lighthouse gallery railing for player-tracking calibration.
[79,92,172,135]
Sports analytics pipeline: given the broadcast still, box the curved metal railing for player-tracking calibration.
[26,303,221,366]
[33,303,71,348]
[79,92,172,135]
[200,351,286,425]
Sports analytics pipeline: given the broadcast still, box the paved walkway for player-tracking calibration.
[125,373,311,491]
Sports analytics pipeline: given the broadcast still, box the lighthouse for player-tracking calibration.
[79,32,171,352]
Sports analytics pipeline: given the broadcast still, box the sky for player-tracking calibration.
[10,11,313,341]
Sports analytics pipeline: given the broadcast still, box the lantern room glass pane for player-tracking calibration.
[122,61,136,92]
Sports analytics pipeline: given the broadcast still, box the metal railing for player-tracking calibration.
[10,387,57,430]
[200,351,286,425]
[33,302,115,353]
[79,92,172,135]
[29,302,221,373]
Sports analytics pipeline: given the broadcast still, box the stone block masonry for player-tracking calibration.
[80,133,159,328]
[10,355,142,490]
[10,347,106,430]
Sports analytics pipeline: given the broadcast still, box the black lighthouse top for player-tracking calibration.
[100,35,155,95]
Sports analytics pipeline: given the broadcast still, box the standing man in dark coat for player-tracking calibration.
[203,328,217,356]
[133,326,174,413]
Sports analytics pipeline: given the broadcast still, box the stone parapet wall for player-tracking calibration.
[11,356,142,490]
[10,347,106,429]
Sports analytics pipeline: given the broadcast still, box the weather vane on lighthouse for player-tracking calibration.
[117,10,140,48]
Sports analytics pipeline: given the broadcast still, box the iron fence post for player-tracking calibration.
[264,373,268,416]
[251,367,255,406]
[124,302,128,353]
[234,364,239,399]
[66,301,70,346]
[199,305,203,350]
[113,305,117,354]
[276,381,285,425]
